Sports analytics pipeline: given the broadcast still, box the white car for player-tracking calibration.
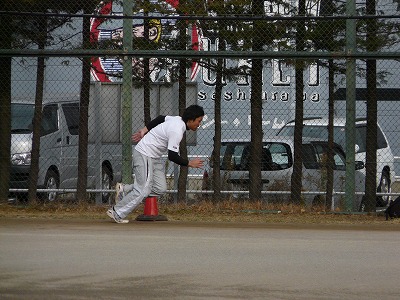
[202,137,366,211]
[277,117,395,206]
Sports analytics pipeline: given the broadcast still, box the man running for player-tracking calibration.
[107,105,205,223]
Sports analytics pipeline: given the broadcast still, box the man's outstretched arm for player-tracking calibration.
[168,150,204,168]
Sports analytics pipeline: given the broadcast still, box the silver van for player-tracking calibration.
[277,117,395,206]
[10,97,122,202]
[202,137,366,211]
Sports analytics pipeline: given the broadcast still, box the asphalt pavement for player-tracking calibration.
[1,218,399,299]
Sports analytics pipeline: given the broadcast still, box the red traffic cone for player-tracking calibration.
[136,197,168,221]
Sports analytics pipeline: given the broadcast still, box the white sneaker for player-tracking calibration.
[114,183,125,204]
[107,208,129,224]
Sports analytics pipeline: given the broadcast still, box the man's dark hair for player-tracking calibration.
[182,105,204,122]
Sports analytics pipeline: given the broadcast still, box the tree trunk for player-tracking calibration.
[0,12,12,203]
[76,10,92,203]
[143,6,151,125]
[177,70,188,203]
[365,0,378,211]
[325,59,335,210]
[290,0,306,205]
[249,0,264,201]
[28,13,47,204]
[177,12,188,203]
[212,58,223,203]
[321,0,335,211]
[211,14,225,203]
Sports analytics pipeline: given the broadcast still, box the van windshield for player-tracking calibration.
[278,123,388,151]
[278,125,348,150]
[11,103,35,133]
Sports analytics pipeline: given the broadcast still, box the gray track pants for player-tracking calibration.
[114,149,167,219]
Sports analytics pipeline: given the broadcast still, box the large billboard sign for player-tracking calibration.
[89,0,324,104]
[88,0,334,139]
[90,0,202,82]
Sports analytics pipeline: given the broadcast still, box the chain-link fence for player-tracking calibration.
[1,0,400,212]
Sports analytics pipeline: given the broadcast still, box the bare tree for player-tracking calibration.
[204,0,227,203]
[0,8,13,203]
[248,0,264,201]
[76,10,93,203]
[290,0,306,204]
[27,10,47,204]
[313,0,346,209]
[364,0,378,211]
[177,1,189,203]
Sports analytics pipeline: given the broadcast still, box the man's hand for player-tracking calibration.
[188,158,204,168]
[132,127,148,143]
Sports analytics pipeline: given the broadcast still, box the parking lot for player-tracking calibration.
[1,218,399,299]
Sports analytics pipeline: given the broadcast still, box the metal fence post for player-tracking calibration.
[122,0,133,184]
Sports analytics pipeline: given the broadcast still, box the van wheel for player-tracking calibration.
[43,170,59,201]
[102,166,113,204]
[377,171,390,207]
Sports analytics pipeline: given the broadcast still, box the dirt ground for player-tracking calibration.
[1,200,400,229]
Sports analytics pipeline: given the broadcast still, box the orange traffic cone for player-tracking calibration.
[136,197,168,221]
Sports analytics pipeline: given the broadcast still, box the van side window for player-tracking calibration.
[333,151,346,171]
[267,143,291,169]
[220,142,292,171]
[41,104,58,136]
[316,144,346,171]
[62,103,80,135]
[220,143,246,171]
[356,124,387,150]
[305,143,346,171]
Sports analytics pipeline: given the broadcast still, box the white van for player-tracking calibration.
[277,117,395,206]
[10,96,122,203]
[10,82,198,202]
